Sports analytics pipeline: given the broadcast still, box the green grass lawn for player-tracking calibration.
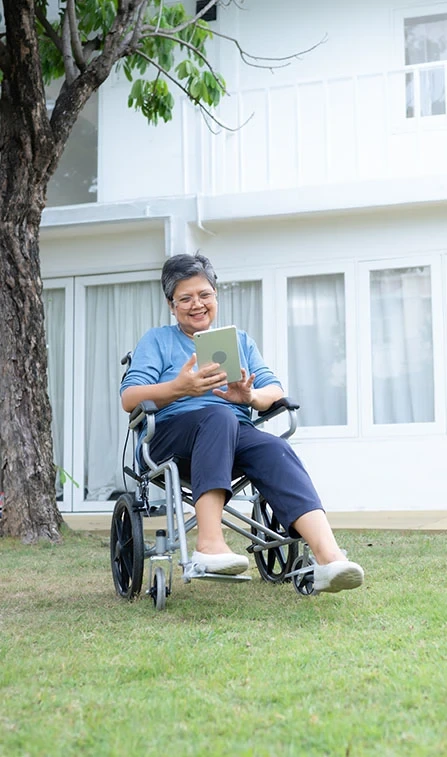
[1,527,446,757]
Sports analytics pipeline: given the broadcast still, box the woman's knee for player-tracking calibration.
[197,404,239,434]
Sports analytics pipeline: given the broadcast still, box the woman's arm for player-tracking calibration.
[249,384,284,412]
[121,353,228,412]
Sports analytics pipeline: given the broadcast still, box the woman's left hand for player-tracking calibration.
[212,368,255,405]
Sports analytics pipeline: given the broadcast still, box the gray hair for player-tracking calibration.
[161,253,217,301]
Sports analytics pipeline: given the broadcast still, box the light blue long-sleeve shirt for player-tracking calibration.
[120,324,282,425]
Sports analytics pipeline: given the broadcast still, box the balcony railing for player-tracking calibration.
[172,60,447,197]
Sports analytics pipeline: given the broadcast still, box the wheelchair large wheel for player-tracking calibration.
[110,493,144,599]
[251,498,299,583]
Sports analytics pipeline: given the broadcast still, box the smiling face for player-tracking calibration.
[170,274,218,337]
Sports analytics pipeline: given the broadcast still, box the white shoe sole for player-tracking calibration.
[314,561,364,593]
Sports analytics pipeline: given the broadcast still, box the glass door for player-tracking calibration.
[42,278,74,512]
[72,272,170,511]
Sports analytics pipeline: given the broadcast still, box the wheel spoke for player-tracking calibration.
[251,498,298,583]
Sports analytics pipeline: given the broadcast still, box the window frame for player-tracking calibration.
[42,277,75,513]
[275,261,358,440]
[392,4,447,130]
[358,254,446,437]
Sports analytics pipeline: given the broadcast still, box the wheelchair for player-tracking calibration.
[110,354,316,610]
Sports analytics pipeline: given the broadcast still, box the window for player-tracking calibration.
[287,273,347,427]
[42,288,66,497]
[216,280,263,349]
[369,266,435,424]
[42,278,74,511]
[82,279,170,502]
[46,81,98,206]
[404,13,447,117]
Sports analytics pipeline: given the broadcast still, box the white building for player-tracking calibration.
[40,0,447,517]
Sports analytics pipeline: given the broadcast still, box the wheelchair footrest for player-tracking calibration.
[182,561,252,582]
[192,572,252,582]
[141,505,167,518]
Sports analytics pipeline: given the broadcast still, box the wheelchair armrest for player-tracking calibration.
[128,400,158,431]
[253,397,300,439]
[254,397,300,423]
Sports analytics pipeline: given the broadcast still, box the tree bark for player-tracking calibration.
[0,0,62,541]
[0,0,135,540]
[0,220,63,542]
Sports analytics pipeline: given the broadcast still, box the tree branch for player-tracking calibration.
[129,0,150,50]
[138,30,227,95]
[197,25,328,70]
[35,6,64,54]
[135,50,252,133]
[154,0,165,33]
[61,9,77,84]
[142,0,219,36]
[66,0,86,71]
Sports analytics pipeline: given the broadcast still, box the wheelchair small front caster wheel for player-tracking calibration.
[290,555,315,596]
[150,567,167,611]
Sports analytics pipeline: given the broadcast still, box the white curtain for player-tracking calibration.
[42,288,65,497]
[370,267,434,424]
[287,274,347,426]
[216,280,262,349]
[84,280,170,501]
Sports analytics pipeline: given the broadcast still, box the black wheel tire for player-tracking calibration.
[251,498,299,583]
[110,493,144,599]
[151,567,167,611]
[291,555,315,596]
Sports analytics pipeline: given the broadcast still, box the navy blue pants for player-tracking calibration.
[149,405,323,536]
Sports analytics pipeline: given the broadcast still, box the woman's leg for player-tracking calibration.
[194,489,233,554]
[235,425,363,591]
[150,407,249,570]
[291,509,347,564]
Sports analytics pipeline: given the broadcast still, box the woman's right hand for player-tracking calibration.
[175,354,228,397]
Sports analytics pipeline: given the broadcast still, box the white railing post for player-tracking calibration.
[295,83,301,187]
[265,87,271,189]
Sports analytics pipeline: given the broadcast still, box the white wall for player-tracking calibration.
[40,223,166,278]
[176,204,447,512]
[40,202,447,513]
[98,0,447,202]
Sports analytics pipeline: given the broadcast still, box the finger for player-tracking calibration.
[208,373,227,386]
[200,362,222,377]
[212,388,228,399]
[184,353,197,369]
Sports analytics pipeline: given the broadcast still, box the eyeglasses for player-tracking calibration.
[172,291,217,309]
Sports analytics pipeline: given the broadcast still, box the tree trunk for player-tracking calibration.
[0,0,65,541]
[0,215,63,542]
[0,0,121,540]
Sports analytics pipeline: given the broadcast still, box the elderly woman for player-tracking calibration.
[121,253,364,593]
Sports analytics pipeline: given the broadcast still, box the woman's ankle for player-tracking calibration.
[196,540,233,555]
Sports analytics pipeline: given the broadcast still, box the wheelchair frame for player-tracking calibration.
[111,359,316,610]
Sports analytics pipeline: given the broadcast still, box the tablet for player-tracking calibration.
[193,325,242,384]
